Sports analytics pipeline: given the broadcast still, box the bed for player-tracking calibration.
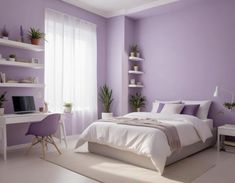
[75,109,216,174]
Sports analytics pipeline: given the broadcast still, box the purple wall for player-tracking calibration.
[106,16,125,116]
[134,0,235,126]
[106,16,136,116]
[0,0,107,146]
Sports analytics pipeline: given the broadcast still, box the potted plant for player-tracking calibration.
[129,93,146,112]
[133,65,139,71]
[28,27,45,45]
[9,54,16,61]
[1,25,9,39]
[224,102,235,110]
[0,92,7,116]
[99,84,114,119]
[64,102,72,113]
[129,44,141,57]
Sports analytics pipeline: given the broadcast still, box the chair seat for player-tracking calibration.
[25,114,62,158]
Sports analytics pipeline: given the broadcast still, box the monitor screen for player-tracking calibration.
[12,96,36,113]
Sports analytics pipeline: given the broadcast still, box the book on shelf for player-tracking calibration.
[223,145,235,153]
[222,141,235,153]
[224,140,235,147]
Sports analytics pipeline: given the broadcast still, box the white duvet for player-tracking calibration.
[75,112,212,174]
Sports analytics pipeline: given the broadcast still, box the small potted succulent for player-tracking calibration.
[9,54,16,61]
[0,92,7,116]
[129,44,140,57]
[99,84,114,119]
[64,102,72,113]
[129,92,146,112]
[28,27,45,45]
[1,25,9,40]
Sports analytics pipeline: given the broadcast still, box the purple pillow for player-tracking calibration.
[157,103,165,113]
[181,104,200,116]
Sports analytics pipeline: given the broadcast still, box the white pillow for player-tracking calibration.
[182,100,212,119]
[160,104,184,114]
[151,100,181,113]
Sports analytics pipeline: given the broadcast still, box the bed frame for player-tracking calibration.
[88,128,217,170]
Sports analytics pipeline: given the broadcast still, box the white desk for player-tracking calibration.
[0,112,68,160]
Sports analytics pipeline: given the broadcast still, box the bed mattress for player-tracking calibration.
[88,128,216,171]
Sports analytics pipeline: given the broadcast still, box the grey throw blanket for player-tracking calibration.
[101,117,181,152]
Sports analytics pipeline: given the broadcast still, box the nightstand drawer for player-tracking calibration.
[219,128,235,136]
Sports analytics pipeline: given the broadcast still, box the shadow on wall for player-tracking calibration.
[209,102,235,127]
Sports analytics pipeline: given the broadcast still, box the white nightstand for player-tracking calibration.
[217,124,235,151]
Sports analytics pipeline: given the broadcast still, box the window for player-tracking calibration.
[45,9,97,131]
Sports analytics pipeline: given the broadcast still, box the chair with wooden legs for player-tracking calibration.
[25,114,62,159]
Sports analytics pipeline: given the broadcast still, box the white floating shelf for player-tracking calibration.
[128,84,144,88]
[0,83,44,88]
[0,60,43,69]
[0,38,44,52]
[129,56,144,61]
[128,70,144,74]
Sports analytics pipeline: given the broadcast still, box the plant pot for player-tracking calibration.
[136,108,140,112]
[2,36,8,40]
[0,108,4,116]
[8,58,15,61]
[102,112,113,119]
[31,38,40,45]
[130,52,135,57]
[134,66,139,71]
[64,107,72,113]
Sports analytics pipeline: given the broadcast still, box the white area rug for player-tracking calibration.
[45,148,216,183]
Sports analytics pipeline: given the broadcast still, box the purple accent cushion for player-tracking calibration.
[181,104,200,116]
[157,103,165,113]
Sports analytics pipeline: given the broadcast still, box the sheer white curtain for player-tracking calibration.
[45,9,97,133]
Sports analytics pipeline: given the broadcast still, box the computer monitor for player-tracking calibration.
[12,96,36,114]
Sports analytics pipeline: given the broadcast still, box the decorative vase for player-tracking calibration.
[64,106,72,113]
[44,102,48,113]
[102,112,113,119]
[31,38,40,45]
[130,52,135,57]
[136,52,140,58]
[0,108,4,116]
[137,108,140,112]
[134,66,139,71]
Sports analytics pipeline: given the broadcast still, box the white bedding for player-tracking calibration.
[202,119,213,130]
[75,112,212,174]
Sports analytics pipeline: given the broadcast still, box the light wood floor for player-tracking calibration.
[0,138,235,183]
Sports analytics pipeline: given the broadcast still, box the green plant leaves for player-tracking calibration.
[99,85,113,113]
[129,93,146,111]
[224,102,235,110]
[28,27,45,39]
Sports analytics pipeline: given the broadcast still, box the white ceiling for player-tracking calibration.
[62,0,179,18]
